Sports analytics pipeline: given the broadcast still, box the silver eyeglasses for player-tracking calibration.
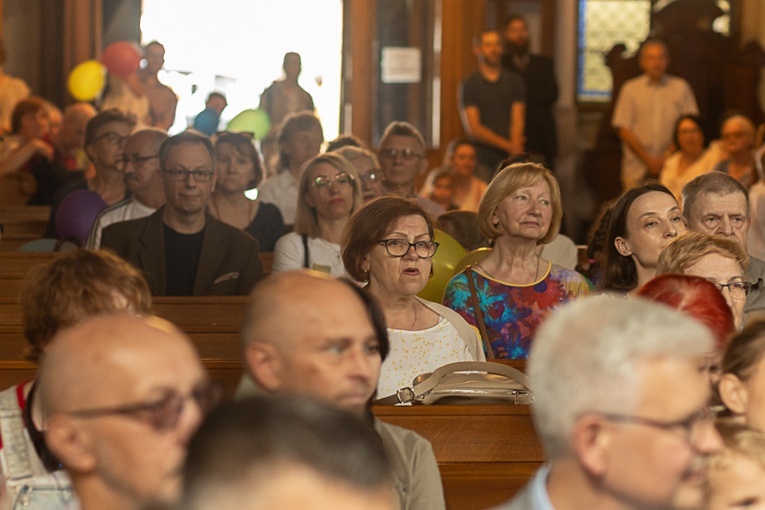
[116,154,159,172]
[600,406,715,445]
[710,280,751,300]
[377,239,439,259]
[379,148,422,161]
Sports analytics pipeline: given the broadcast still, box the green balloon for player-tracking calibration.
[226,109,271,140]
[418,229,467,302]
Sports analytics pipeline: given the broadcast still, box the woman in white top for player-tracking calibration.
[273,152,362,277]
[659,114,723,200]
[342,196,485,397]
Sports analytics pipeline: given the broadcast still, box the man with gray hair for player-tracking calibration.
[101,131,263,295]
[493,296,721,510]
[682,172,765,315]
[87,128,168,248]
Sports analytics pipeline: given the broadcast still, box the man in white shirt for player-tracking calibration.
[493,297,721,510]
[612,40,698,190]
[87,128,168,248]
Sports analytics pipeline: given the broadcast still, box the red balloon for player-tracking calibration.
[102,41,141,76]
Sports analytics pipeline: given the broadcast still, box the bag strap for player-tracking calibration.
[301,234,310,269]
[465,266,495,360]
[374,361,532,405]
[415,297,478,354]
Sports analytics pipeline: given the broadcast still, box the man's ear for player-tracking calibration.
[614,236,632,257]
[45,414,97,473]
[244,342,285,392]
[571,414,612,478]
[718,373,748,415]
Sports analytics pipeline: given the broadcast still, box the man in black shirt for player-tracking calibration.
[101,131,263,295]
[502,14,559,171]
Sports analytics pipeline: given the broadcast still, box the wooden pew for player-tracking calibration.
[373,404,541,510]
[0,206,49,235]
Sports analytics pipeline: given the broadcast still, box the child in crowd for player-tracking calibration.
[705,419,765,510]
[428,170,458,211]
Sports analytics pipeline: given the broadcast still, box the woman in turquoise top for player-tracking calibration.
[443,162,590,359]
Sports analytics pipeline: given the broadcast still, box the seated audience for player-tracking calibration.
[239,270,446,510]
[637,274,735,383]
[443,163,589,359]
[326,133,366,152]
[682,172,765,316]
[333,144,384,202]
[714,113,759,188]
[0,97,54,204]
[0,249,152,509]
[258,111,323,224]
[427,170,458,211]
[492,296,722,509]
[718,321,765,431]
[46,109,135,238]
[659,114,722,200]
[209,132,287,252]
[378,121,444,217]
[656,231,749,330]
[273,152,361,277]
[183,396,397,510]
[603,183,684,293]
[421,140,487,212]
[39,315,220,510]
[87,128,168,248]
[101,131,263,295]
[54,103,97,175]
[342,196,484,396]
[704,420,765,510]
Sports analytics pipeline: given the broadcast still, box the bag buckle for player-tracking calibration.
[396,387,415,404]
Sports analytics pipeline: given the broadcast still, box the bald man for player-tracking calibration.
[39,315,219,510]
[87,129,169,248]
[240,271,446,510]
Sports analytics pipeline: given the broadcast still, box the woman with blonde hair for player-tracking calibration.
[657,230,749,330]
[272,152,362,277]
[442,162,589,359]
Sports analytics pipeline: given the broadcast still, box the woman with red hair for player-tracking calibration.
[638,273,735,380]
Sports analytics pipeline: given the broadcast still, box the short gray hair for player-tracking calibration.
[529,296,713,459]
[681,172,750,222]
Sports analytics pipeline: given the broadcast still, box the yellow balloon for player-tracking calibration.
[453,247,492,276]
[68,60,105,101]
[418,230,467,302]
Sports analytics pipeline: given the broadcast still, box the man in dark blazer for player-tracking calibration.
[491,298,721,510]
[101,131,262,295]
[502,14,558,171]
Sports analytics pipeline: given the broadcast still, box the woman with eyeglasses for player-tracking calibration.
[342,196,484,398]
[332,145,384,202]
[443,162,590,359]
[209,132,287,252]
[272,152,362,277]
[656,230,750,331]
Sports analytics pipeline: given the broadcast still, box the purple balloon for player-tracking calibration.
[55,189,107,245]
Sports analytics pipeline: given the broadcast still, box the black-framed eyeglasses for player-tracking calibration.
[66,381,223,432]
[116,154,159,172]
[710,280,751,300]
[379,148,422,161]
[164,168,215,182]
[92,131,129,147]
[377,239,439,259]
[600,406,715,445]
[311,172,354,189]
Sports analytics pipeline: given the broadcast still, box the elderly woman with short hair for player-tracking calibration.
[656,230,750,330]
[342,195,484,398]
[272,152,362,277]
[443,162,590,359]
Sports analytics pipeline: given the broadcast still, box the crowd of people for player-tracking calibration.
[1,15,765,510]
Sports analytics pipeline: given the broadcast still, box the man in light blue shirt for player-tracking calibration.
[492,297,722,510]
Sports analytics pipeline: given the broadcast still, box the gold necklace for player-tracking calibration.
[478,255,541,283]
